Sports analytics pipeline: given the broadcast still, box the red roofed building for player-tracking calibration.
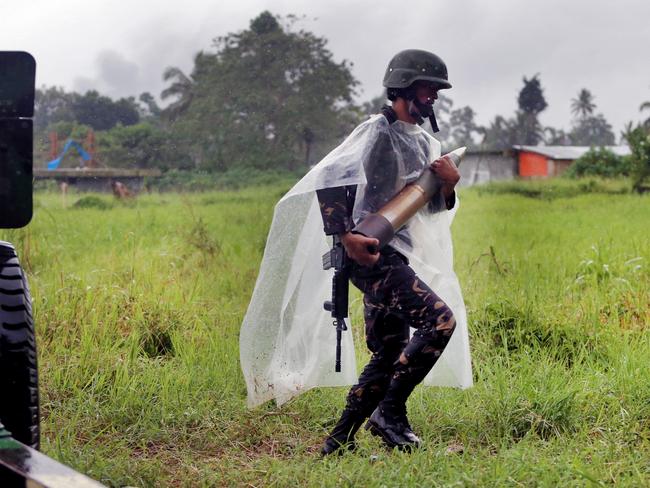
[513,145,631,178]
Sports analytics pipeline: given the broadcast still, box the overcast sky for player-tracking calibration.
[2,0,649,136]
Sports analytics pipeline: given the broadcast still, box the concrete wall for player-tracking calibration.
[58,176,148,193]
[548,159,572,177]
[34,169,160,193]
[458,151,517,187]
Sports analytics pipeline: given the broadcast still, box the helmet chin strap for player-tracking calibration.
[408,99,440,133]
[407,100,425,126]
[428,112,440,133]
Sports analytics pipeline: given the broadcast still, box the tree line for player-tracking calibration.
[35,11,650,175]
[408,77,618,151]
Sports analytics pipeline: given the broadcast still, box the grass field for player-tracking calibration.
[1,179,649,487]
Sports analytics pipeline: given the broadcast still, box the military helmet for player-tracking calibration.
[383,49,451,90]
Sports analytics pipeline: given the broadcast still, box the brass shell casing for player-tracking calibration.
[378,183,428,231]
[354,147,466,250]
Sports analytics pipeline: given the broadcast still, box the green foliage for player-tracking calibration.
[35,87,141,132]
[33,86,170,170]
[72,195,113,209]
[477,176,629,199]
[565,147,630,178]
[137,92,161,119]
[71,90,140,131]
[518,74,548,115]
[565,89,615,146]
[569,113,616,146]
[447,105,481,149]
[482,78,616,150]
[161,11,359,171]
[97,122,179,169]
[543,126,570,145]
[623,124,650,192]
[160,66,194,121]
[479,115,517,150]
[360,93,386,117]
[640,101,650,129]
[570,89,596,119]
[34,86,75,131]
[511,74,547,146]
[35,122,182,170]
[514,110,545,146]
[480,111,546,150]
[46,121,93,142]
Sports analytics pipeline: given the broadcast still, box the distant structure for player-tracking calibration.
[39,129,160,192]
[47,129,97,169]
[457,150,517,187]
[513,145,631,178]
[34,167,161,193]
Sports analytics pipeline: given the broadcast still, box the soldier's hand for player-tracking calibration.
[340,232,380,267]
[430,155,460,198]
[430,155,460,185]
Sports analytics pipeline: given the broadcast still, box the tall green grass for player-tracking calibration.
[1,179,648,486]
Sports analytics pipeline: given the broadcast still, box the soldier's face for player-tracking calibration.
[414,82,439,107]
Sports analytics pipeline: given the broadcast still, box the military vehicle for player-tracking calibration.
[0,50,103,488]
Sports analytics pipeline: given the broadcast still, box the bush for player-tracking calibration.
[623,125,650,192]
[477,178,629,199]
[564,147,630,178]
[72,195,113,209]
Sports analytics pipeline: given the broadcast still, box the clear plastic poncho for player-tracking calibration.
[240,114,472,408]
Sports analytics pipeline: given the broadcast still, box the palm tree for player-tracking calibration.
[570,89,596,119]
[479,115,517,150]
[160,66,195,121]
[641,100,650,128]
[544,127,569,145]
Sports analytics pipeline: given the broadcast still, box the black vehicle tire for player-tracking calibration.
[0,241,39,449]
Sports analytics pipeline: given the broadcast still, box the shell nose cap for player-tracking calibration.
[448,147,467,165]
[451,147,467,159]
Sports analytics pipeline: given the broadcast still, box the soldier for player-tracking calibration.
[239,48,472,455]
[317,49,462,454]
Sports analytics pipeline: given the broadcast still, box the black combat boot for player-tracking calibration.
[320,409,365,456]
[399,413,422,446]
[365,404,421,451]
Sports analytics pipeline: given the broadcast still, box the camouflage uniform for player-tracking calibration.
[316,112,457,450]
[318,189,456,416]
[346,250,456,419]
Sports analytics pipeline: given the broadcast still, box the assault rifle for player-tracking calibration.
[322,234,349,373]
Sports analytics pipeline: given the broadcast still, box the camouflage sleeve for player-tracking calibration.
[316,186,354,235]
[427,190,456,213]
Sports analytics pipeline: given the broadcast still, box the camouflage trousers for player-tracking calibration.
[344,248,457,417]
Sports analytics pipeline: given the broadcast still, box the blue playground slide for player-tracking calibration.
[46,140,91,170]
